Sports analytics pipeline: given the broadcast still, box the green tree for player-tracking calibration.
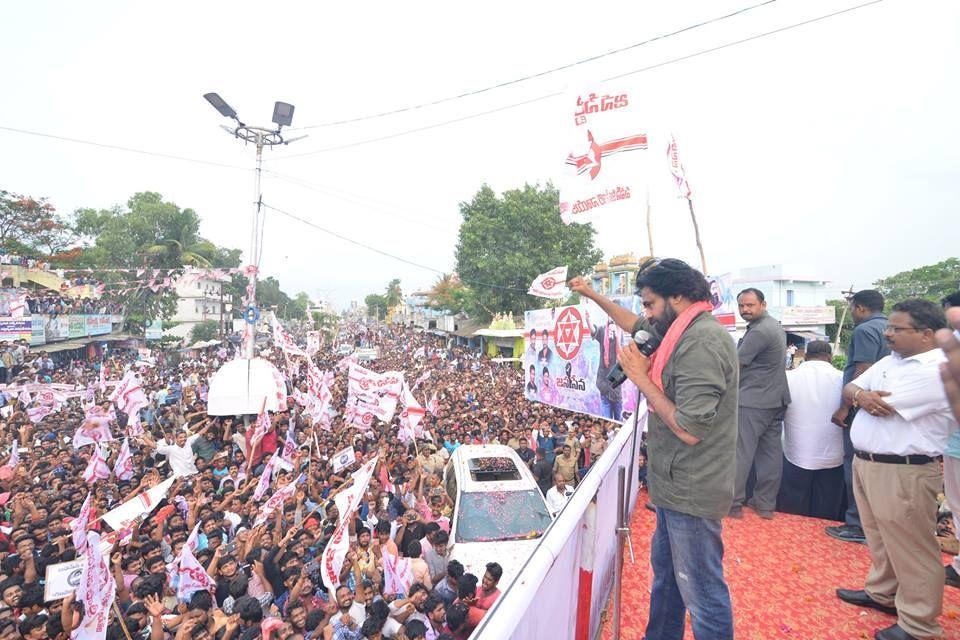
[365,294,388,318]
[454,183,602,319]
[71,192,241,333]
[874,258,960,304]
[291,292,311,320]
[189,320,220,343]
[384,279,403,309]
[427,273,467,314]
[0,190,76,257]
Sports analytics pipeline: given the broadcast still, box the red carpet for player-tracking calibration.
[602,495,960,639]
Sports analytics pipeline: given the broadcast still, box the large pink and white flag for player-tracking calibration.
[113,438,134,481]
[101,477,176,532]
[126,412,144,438]
[666,133,692,200]
[252,455,277,501]
[254,474,302,526]
[382,552,414,596]
[110,370,149,416]
[399,382,425,437]
[82,445,111,484]
[75,531,115,640]
[277,427,297,472]
[560,85,648,225]
[176,544,217,601]
[76,531,117,640]
[347,364,403,423]
[17,389,31,407]
[73,414,115,449]
[528,266,569,300]
[71,492,94,553]
[270,313,308,357]
[250,403,272,445]
[320,457,378,594]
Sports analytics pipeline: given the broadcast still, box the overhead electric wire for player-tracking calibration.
[290,0,779,130]
[269,0,888,161]
[260,202,527,293]
[0,125,249,171]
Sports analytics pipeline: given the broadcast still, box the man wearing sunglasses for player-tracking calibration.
[570,258,738,640]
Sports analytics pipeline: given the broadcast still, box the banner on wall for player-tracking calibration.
[144,319,163,341]
[30,316,45,346]
[86,315,111,336]
[0,318,32,342]
[523,298,640,422]
[68,316,87,338]
[45,316,70,341]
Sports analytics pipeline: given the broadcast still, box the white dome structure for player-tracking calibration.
[206,357,288,415]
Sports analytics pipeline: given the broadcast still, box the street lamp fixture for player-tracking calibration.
[203,92,307,358]
[203,93,238,120]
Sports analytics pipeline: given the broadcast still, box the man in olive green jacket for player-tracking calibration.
[570,258,738,640]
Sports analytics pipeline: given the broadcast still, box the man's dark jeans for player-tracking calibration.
[646,506,734,640]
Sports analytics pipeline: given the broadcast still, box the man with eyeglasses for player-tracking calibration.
[835,299,955,640]
[828,289,890,545]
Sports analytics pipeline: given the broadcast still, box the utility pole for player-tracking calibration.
[219,282,224,340]
[203,93,306,359]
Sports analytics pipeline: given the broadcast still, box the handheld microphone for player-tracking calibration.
[607,329,661,388]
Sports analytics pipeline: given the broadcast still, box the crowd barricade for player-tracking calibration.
[473,404,647,640]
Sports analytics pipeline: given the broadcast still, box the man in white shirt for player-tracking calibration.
[835,300,956,640]
[775,341,845,520]
[545,473,575,517]
[141,421,213,477]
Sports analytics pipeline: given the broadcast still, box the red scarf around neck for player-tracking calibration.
[648,301,714,390]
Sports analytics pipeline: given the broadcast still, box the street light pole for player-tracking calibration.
[203,93,306,359]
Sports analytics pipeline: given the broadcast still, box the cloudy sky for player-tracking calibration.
[1,0,957,309]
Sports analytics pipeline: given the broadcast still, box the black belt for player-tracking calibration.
[854,450,941,465]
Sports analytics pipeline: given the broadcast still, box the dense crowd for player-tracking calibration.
[0,321,619,640]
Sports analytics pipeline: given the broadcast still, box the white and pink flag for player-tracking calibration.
[113,438,134,481]
[528,266,569,300]
[176,544,217,601]
[110,370,149,416]
[82,445,111,484]
[75,532,116,640]
[252,455,277,501]
[254,474,302,526]
[383,552,414,596]
[71,492,94,553]
[320,457,378,594]
[666,133,692,200]
[560,85,648,225]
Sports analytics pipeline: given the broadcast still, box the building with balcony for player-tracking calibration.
[165,274,227,340]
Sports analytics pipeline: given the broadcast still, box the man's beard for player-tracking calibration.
[651,305,678,335]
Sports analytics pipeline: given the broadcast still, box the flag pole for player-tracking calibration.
[645,187,654,257]
[686,198,707,275]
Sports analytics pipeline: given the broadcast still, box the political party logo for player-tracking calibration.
[553,307,589,360]
[540,276,559,290]
[67,567,83,588]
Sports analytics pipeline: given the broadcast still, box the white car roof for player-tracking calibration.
[450,444,538,493]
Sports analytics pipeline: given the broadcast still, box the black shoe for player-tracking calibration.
[728,506,743,519]
[874,623,917,640]
[946,565,960,588]
[826,524,866,544]
[746,504,774,519]
[836,589,897,616]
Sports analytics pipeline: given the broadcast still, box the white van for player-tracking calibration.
[443,444,553,591]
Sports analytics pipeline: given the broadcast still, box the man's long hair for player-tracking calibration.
[634,259,711,302]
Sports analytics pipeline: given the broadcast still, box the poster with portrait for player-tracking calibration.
[523,297,641,423]
[707,273,736,331]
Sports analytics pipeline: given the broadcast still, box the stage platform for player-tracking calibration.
[602,495,960,639]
